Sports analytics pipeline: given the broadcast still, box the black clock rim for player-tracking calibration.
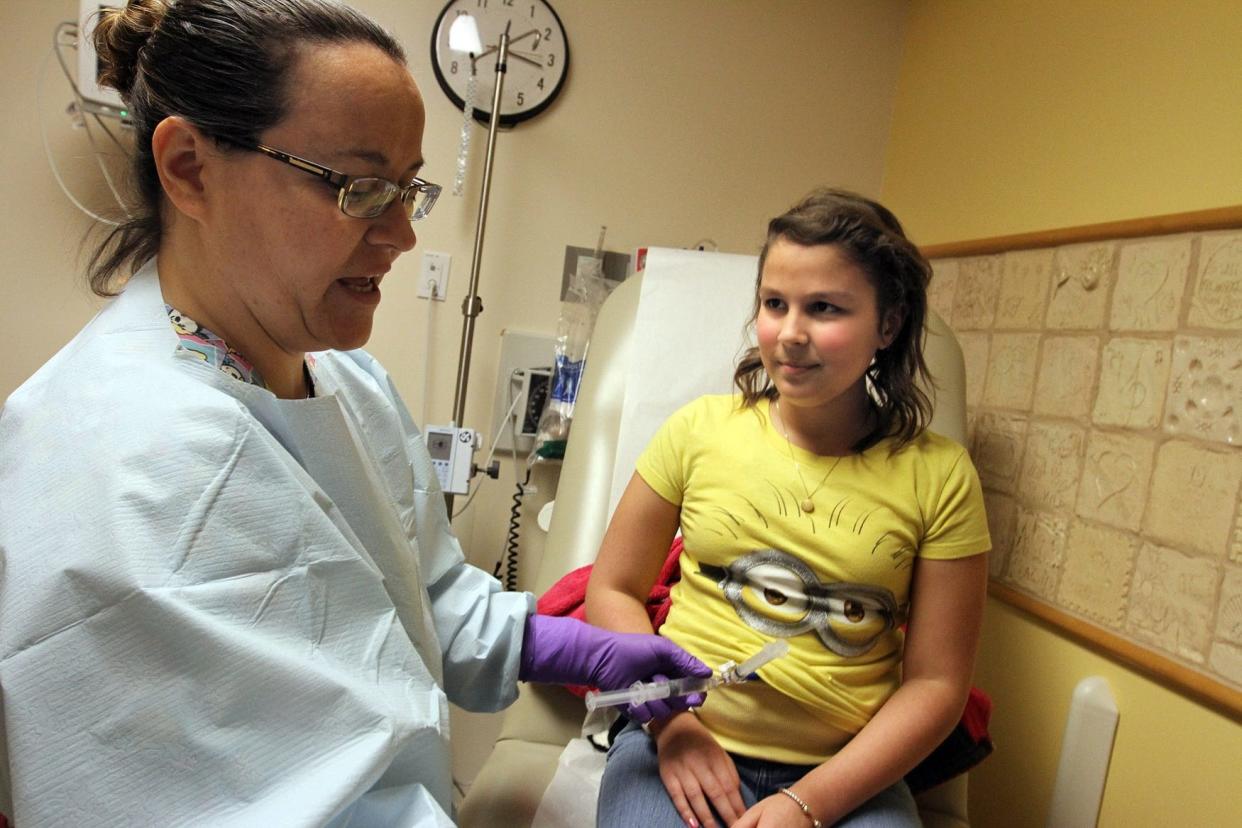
[429,0,570,128]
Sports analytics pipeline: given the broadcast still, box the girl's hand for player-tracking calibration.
[654,713,747,827]
[733,792,814,828]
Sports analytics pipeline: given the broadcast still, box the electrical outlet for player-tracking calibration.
[418,251,450,300]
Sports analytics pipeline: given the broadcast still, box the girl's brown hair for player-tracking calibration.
[734,188,933,451]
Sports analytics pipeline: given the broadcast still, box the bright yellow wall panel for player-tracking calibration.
[883,0,1242,245]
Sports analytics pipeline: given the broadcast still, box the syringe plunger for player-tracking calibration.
[583,639,790,712]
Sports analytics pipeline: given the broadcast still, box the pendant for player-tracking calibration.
[800,499,815,514]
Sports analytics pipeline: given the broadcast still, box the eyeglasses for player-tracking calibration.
[235,141,441,222]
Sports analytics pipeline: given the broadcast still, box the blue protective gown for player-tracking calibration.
[0,262,534,826]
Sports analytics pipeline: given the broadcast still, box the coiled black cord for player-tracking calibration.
[496,468,533,591]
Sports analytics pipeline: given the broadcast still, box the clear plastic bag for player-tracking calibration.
[531,252,609,461]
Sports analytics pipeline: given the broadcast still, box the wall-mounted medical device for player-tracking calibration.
[76,1,129,120]
[424,425,480,495]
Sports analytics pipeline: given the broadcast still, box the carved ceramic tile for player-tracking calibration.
[958,332,990,408]
[1216,566,1242,647]
[995,249,1054,330]
[1075,430,1156,532]
[983,333,1041,409]
[1092,338,1172,429]
[1144,440,1242,558]
[983,490,1017,579]
[1188,232,1242,330]
[1033,335,1100,419]
[1126,542,1217,663]
[972,412,1028,494]
[1046,243,1116,330]
[1235,501,1242,564]
[1018,421,1085,512]
[1163,335,1241,446]
[951,255,1002,331]
[1207,641,1242,687]
[1058,520,1138,628]
[928,258,959,324]
[1004,507,1066,601]
[1110,236,1192,332]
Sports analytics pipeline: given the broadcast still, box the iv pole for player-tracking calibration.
[444,21,513,512]
[451,22,512,431]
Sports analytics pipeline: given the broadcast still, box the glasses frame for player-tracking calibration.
[235,141,441,221]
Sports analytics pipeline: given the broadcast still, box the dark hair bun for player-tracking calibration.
[92,0,171,99]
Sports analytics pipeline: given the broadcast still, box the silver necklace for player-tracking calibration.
[774,397,843,515]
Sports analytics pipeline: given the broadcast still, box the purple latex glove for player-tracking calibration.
[519,614,712,723]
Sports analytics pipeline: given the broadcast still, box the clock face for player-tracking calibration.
[431,0,570,127]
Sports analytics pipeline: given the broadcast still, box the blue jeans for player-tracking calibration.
[597,721,921,827]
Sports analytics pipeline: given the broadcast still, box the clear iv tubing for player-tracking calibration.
[584,639,790,712]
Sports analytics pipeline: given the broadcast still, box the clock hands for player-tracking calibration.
[472,27,544,61]
[506,50,543,69]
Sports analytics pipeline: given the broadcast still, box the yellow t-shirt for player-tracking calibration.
[637,395,990,764]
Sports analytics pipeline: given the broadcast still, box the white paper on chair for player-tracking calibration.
[529,737,608,828]
[608,247,760,518]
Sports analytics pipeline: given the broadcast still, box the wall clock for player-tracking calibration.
[431,0,570,127]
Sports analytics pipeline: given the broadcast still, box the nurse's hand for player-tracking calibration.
[653,712,746,828]
[518,615,711,721]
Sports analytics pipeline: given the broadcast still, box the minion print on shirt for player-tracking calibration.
[697,548,902,658]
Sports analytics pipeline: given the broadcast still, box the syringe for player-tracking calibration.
[584,639,790,712]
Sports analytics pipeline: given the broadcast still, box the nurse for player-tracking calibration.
[0,1,708,825]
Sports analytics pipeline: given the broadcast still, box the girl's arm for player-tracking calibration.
[586,472,748,828]
[585,472,681,634]
[738,551,988,828]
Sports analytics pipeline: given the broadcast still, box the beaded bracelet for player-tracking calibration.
[777,787,823,828]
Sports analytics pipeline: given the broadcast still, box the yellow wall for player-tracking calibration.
[882,2,1242,825]
[884,0,1242,245]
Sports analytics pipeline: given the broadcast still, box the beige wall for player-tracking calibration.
[0,0,909,797]
[1,0,908,571]
[883,2,1242,826]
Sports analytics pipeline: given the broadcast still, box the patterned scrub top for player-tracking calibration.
[166,305,315,396]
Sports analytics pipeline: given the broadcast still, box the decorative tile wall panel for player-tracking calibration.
[1006,508,1066,601]
[1188,232,1242,330]
[951,255,1002,330]
[1111,236,1191,332]
[1058,520,1137,628]
[1046,243,1115,330]
[1018,421,1085,512]
[933,217,1242,706]
[958,332,990,408]
[1163,335,1240,446]
[984,333,1041,409]
[928,258,959,324]
[1143,440,1242,559]
[1092,338,1172,429]
[1075,430,1156,532]
[972,412,1027,494]
[1127,543,1217,663]
[996,249,1054,329]
[1034,335,1100,419]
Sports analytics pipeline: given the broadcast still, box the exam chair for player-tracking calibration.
[459,253,972,828]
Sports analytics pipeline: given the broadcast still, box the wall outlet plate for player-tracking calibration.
[418,251,451,300]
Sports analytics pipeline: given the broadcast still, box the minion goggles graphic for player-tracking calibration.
[698,548,903,657]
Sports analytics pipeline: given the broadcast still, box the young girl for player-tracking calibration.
[586,189,990,828]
